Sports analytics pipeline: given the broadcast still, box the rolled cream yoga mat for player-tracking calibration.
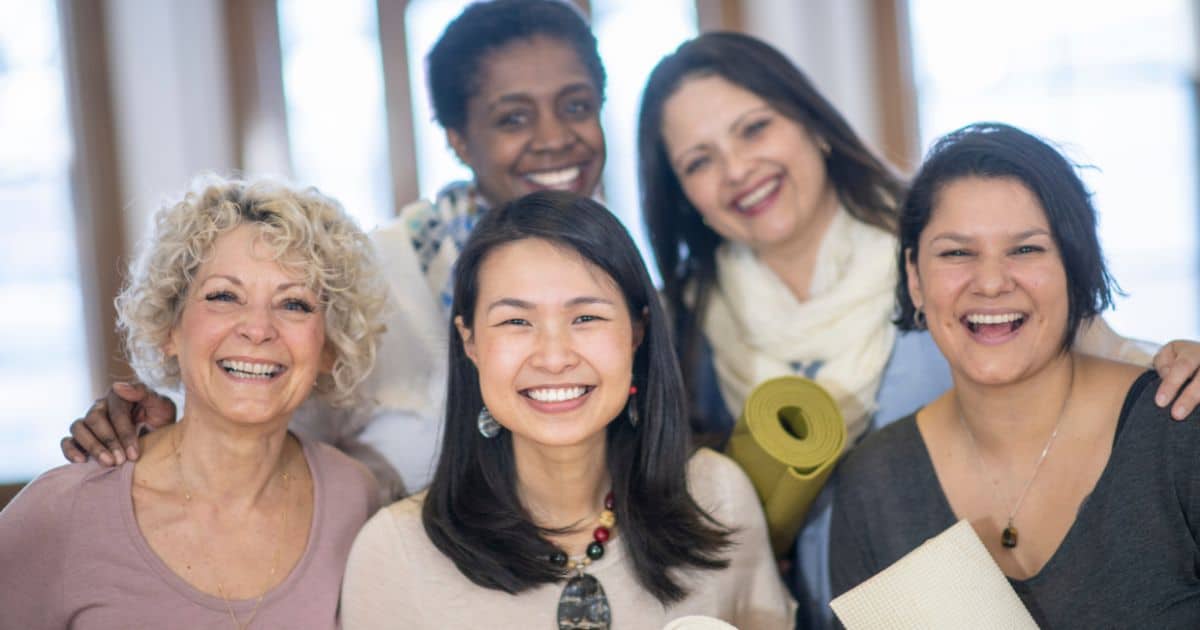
[723,376,846,555]
[830,520,1038,629]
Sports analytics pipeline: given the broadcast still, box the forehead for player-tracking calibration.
[926,176,1050,236]
[472,35,594,106]
[475,238,623,304]
[199,224,304,279]
[661,75,770,150]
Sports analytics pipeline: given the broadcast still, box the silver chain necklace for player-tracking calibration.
[957,365,1074,550]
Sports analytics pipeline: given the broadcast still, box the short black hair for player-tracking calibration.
[422,190,731,603]
[426,0,606,133]
[895,122,1117,351]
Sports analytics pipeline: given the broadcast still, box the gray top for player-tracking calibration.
[830,371,1200,628]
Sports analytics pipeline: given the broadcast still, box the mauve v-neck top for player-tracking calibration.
[0,434,378,629]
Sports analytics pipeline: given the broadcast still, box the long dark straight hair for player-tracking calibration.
[421,190,732,603]
[637,32,906,432]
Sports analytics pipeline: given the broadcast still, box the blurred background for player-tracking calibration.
[1,0,1197,484]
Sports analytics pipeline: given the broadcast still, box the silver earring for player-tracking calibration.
[626,386,640,428]
[477,406,501,438]
[914,308,927,330]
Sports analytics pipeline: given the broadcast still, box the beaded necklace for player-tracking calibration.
[551,491,615,630]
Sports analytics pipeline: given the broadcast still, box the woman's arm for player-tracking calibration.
[0,469,75,628]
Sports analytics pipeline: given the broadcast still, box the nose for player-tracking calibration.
[530,323,578,373]
[237,303,278,344]
[972,253,1016,297]
[530,114,575,154]
[722,145,754,186]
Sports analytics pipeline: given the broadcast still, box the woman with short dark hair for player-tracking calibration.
[831,123,1200,627]
[638,32,1200,627]
[341,191,795,629]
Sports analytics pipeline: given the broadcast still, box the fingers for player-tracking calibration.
[67,404,116,466]
[1154,341,1199,420]
[82,396,127,466]
[60,436,88,464]
[1167,373,1200,420]
[106,385,141,462]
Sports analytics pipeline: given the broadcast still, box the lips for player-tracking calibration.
[522,385,592,402]
[962,311,1026,342]
[218,358,285,380]
[522,165,583,192]
[732,175,782,215]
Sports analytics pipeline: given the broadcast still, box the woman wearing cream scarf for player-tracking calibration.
[639,32,1200,628]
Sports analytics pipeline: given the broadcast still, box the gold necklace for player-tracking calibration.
[173,428,293,630]
[957,363,1074,550]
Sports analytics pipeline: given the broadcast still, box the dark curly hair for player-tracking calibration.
[427,0,606,133]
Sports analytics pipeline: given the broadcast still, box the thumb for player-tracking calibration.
[139,392,178,428]
[112,381,151,403]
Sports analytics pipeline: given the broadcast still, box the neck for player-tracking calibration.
[754,187,840,302]
[168,410,294,510]
[512,433,610,530]
[954,352,1077,457]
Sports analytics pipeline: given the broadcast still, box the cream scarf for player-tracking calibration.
[704,209,898,442]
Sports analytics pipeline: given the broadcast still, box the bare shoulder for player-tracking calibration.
[1078,353,1146,404]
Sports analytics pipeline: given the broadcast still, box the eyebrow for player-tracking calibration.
[198,275,308,292]
[485,295,615,313]
[928,228,1052,244]
[671,105,774,169]
[486,82,596,114]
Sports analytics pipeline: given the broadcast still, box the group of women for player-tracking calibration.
[4,0,1200,628]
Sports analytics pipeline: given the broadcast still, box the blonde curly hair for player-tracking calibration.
[116,175,387,407]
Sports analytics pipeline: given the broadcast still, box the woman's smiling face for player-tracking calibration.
[166,224,330,427]
[448,35,605,206]
[660,74,838,258]
[456,238,641,451]
[907,176,1070,386]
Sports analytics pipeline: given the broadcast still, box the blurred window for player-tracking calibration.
[277,0,393,230]
[910,0,1199,342]
[0,1,90,482]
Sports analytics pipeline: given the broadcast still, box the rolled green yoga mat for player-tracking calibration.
[724,375,846,555]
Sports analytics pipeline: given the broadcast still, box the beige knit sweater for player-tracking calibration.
[340,448,796,629]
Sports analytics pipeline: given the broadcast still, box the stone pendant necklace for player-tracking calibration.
[958,367,1073,549]
[550,491,615,630]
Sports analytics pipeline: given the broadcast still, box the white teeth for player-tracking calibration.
[965,313,1023,325]
[219,359,281,378]
[526,386,588,402]
[525,166,581,189]
[736,178,780,210]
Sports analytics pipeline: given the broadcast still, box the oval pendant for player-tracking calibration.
[557,573,611,630]
[1001,525,1018,548]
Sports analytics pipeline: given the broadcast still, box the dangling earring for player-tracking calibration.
[477,406,501,438]
[914,308,927,330]
[626,385,640,428]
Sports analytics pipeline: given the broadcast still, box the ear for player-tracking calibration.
[319,343,336,374]
[447,128,471,167]
[163,326,180,359]
[455,315,478,365]
[631,307,648,351]
[904,247,924,313]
